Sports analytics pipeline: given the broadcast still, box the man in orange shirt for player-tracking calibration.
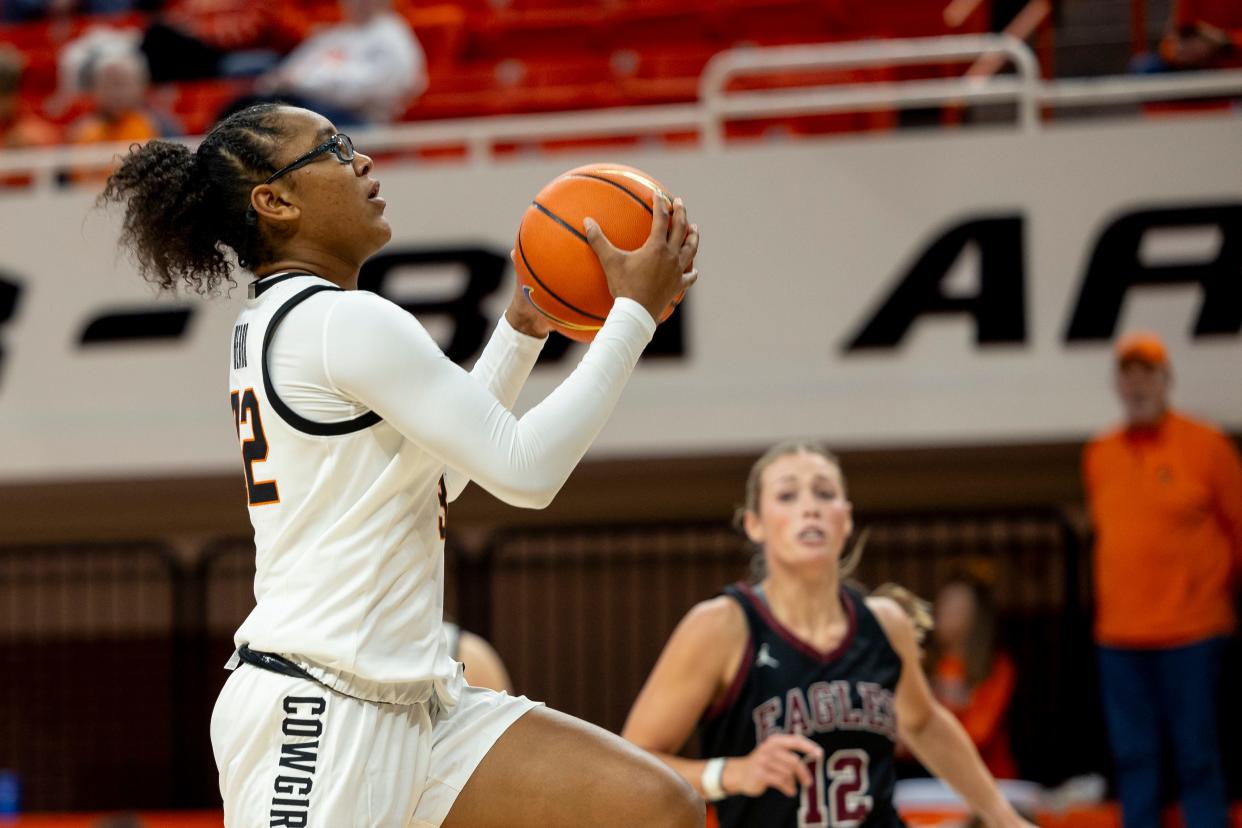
[1083,332,1242,828]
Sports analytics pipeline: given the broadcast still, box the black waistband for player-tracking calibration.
[236,645,316,681]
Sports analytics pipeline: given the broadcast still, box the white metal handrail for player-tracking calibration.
[1,36,1241,183]
[1043,69,1242,108]
[698,35,1044,144]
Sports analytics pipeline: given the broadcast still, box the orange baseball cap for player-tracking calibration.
[1115,331,1169,366]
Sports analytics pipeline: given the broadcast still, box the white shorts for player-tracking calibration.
[211,663,540,827]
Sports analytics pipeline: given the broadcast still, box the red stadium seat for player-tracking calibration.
[842,0,990,39]
[165,79,250,135]
[718,65,899,139]
[0,0,995,134]
[461,5,610,61]
[610,45,720,105]
[404,4,469,69]
[708,0,851,47]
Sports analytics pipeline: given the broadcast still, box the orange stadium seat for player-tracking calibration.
[461,5,610,61]
[600,1,725,51]
[708,0,852,46]
[165,78,249,135]
[611,45,719,105]
[720,65,899,139]
[404,3,469,69]
[843,0,990,39]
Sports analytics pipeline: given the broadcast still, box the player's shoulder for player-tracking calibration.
[863,594,907,628]
[863,595,918,656]
[675,594,748,647]
[318,288,412,328]
[1085,424,1126,452]
[1170,411,1228,442]
[334,287,392,309]
[1083,425,1127,472]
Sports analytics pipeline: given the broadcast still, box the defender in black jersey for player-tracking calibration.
[623,441,1034,828]
[702,581,903,827]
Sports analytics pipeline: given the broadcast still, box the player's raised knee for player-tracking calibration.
[634,765,704,828]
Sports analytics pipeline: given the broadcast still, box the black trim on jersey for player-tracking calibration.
[235,646,396,707]
[737,581,858,664]
[704,635,753,722]
[237,645,318,680]
[249,271,310,299]
[261,284,383,436]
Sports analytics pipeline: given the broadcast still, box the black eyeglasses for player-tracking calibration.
[264,133,355,184]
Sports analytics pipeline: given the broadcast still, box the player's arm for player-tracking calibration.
[324,291,644,507]
[458,630,514,694]
[326,197,696,509]
[869,598,1034,828]
[622,597,821,800]
[444,280,550,502]
[1207,431,1242,575]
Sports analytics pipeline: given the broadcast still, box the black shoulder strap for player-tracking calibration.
[845,585,901,661]
[722,582,766,637]
[262,284,383,436]
[249,271,307,298]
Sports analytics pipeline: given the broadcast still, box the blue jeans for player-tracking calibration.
[1097,637,1229,828]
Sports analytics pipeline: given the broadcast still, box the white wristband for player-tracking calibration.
[701,757,728,801]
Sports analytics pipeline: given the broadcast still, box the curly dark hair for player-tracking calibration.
[98,103,292,295]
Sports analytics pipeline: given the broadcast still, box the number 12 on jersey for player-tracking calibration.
[231,388,280,506]
[800,749,872,828]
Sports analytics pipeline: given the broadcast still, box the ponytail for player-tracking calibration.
[99,103,287,295]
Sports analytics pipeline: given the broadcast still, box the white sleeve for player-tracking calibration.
[445,314,547,502]
[323,292,655,509]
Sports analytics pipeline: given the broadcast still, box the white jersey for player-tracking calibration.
[227,272,655,709]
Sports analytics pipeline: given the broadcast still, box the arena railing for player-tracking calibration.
[0,541,183,811]
[0,35,1239,183]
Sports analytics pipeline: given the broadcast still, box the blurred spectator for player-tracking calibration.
[68,45,177,143]
[1083,331,1242,828]
[1132,0,1242,72]
[140,0,308,83]
[250,0,426,125]
[0,48,59,149]
[924,571,1019,780]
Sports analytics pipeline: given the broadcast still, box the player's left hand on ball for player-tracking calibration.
[505,249,555,338]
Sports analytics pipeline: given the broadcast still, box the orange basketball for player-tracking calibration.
[514,162,682,343]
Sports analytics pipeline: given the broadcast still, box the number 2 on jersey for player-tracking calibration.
[230,388,279,506]
[799,749,873,828]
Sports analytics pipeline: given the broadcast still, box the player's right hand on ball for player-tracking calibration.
[584,192,699,323]
[723,734,824,798]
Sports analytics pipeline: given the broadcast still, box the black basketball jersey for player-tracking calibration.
[700,582,906,828]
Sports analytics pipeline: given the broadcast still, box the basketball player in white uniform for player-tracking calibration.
[101,104,701,827]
